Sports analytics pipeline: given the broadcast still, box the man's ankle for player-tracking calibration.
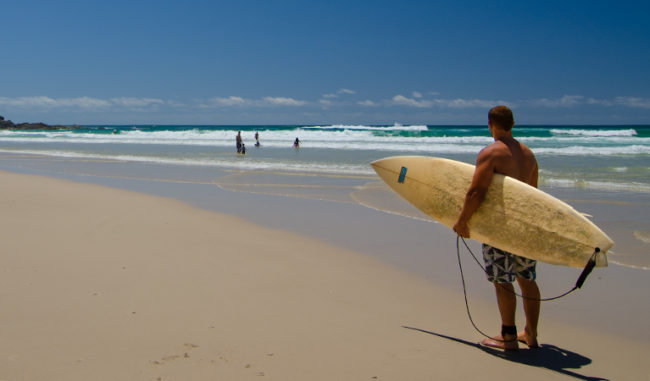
[501,324,517,339]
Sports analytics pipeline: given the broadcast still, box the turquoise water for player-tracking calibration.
[1,124,648,191]
[1,124,648,269]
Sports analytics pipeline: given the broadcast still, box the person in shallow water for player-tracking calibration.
[293,137,300,148]
[453,105,541,351]
[236,131,243,153]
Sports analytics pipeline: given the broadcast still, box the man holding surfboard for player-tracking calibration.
[453,106,541,351]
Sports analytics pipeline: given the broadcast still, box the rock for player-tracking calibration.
[0,116,80,130]
[0,118,15,129]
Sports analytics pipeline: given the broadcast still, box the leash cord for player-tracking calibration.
[455,237,599,343]
[455,236,517,343]
[456,236,599,302]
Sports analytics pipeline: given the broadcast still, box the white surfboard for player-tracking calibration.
[371,156,613,268]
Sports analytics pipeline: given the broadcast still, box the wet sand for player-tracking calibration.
[0,169,648,380]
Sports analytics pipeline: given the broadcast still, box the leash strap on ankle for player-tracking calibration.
[455,236,600,342]
[501,325,517,338]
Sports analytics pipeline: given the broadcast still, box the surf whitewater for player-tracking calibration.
[0,124,648,192]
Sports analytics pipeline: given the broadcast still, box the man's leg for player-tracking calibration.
[495,282,517,327]
[480,245,518,350]
[479,282,518,350]
[516,277,540,347]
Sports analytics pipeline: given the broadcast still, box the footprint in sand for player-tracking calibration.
[152,343,199,365]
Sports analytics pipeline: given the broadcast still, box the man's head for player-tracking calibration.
[488,105,514,131]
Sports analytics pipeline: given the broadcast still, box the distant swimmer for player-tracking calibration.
[236,131,243,153]
[255,131,260,147]
[293,137,300,148]
[240,143,246,155]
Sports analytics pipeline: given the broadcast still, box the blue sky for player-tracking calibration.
[1,0,649,125]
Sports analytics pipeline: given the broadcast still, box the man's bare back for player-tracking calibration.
[479,136,538,188]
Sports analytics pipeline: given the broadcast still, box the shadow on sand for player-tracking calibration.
[402,326,608,381]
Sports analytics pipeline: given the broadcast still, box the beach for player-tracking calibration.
[1,158,649,380]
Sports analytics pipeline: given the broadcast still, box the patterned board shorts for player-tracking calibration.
[482,244,537,283]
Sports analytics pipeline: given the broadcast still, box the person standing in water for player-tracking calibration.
[255,131,260,147]
[293,137,300,148]
[453,105,540,351]
[236,131,243,153]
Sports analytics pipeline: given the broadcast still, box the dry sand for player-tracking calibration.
[0,170,648,380]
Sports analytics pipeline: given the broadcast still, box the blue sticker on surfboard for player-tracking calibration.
[398,166,407,183]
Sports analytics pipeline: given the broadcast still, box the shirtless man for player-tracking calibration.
[453,105,540,351]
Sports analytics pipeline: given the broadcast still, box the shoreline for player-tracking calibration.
[0,166,649,379]
[1,150,648,271]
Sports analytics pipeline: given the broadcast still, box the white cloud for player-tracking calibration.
[262,97,306,106]
[391,95,434,108]
[110,97,165,107]
[443,98,503,109]
[567,96,650,109]
[412,91,423,98]
[613,96,650,109]
[0,96,111,108]
[202,96,249,107]
[200,96,307,108]
[528,94,650,109]
[0,96,165,110]
[530,95,585,108]
[322,88,355,99]
[358,100,378,107]
[391,94,510,109]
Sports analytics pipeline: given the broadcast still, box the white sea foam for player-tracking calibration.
[0,148,375,175]
[302,123,429,131]
[1,127,647,157]
[534,145,650,155]
[608,259,650,271]
[550,128,638,137]
[633,231,650,244]
[541,177,650,193]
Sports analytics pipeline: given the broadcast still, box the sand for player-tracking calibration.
[0,170,648,380]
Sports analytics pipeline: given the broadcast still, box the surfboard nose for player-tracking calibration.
[369,158,388,170]
[370,157,403,183]
[371,156,411,172]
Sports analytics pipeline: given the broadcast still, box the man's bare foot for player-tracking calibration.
[517,331,539,348]
[479,334,518,351]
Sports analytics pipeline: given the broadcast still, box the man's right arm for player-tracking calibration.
[526,151,539,188]
[453,148,496,238]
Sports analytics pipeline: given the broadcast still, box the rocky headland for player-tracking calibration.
[0,115,81,130]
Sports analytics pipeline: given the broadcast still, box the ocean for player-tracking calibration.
[1,124,649,190]
[0,124,648,269]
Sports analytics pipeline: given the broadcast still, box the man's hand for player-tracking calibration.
[453,219,470,238]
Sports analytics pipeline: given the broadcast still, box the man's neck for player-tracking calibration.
[491,126,513,142]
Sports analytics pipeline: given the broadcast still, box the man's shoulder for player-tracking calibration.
[479,141,510,158]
